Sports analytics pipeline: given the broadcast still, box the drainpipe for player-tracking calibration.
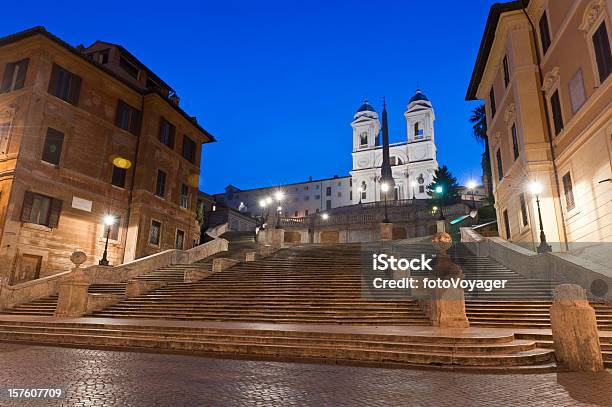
[520,1,569,251]
[122,93,146,263]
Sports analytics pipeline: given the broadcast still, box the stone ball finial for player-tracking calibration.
[432,232,453,254]
[70,251,87,267]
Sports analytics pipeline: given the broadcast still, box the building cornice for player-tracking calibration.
[466,1,531,100]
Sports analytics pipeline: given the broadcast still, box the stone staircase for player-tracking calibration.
[514,331,612,369]
[0,319,558,372]
[90,243,429,325]
[0,232,256,317]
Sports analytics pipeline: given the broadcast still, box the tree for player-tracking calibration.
[469,104,494,201]
[426,165,462,206]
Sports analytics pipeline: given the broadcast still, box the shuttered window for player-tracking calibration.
[115,100,141,135]
[111,165,127,188]
[182,136,197,163]
[519,193,529,227]
[503,55,510,87]
[20,191,62,228]
[562,172,576,211]
[155,170,167,198]
[47,64,81,105]
[511,124,519,160]
[539,11,551,55]
[0,58,29,93]
[175,229,185,250]
[41,128,64,166]
[180,184,189,208]
[159,117,175,149]
[149,220,161,246]
[496,149,503,181]
[550,90,564,136]
[592,21,612,83]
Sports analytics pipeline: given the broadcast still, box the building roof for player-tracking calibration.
[356,100,376,113]
[212,175,352,196]
[87,40,174,93]
[0,26,216,142]
[408,89,429,104]
[465,1,529,100]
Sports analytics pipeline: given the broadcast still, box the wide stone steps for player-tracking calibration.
[0,320,557,372]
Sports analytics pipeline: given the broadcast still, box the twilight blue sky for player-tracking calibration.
[4,0,497,194]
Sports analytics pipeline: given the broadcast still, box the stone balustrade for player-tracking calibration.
[460,227,612,301]
[0,238,229,311]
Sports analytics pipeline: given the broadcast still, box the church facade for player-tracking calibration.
[214,90,439,216]
[350,90,438,203]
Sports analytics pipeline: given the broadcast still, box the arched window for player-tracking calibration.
[360,132,368,146]
[414,122,423,138]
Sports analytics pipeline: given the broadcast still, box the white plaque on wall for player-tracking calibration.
[72,196,93,212]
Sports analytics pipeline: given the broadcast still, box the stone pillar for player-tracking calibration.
[212,258,240,273]
[379,223,393,241]
[55,251,90,318]
[550,284,603,372]
[424,233,469,328]
[257,229,284,249]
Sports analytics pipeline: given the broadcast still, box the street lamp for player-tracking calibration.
[274,191,284,229]
[99,214,116,266]
[259,199,267,228]
[529,181,552,253]
[467,180,477,209]
[321,213,329,220]
[381,182,390,223]
[435,185,445,220]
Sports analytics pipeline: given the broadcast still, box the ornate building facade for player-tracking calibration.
[0,27,214,284]
[467,0,611,247]
[214,90,439,216]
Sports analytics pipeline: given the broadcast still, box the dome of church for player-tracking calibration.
[409,89,429,104]
[356,100,376,113]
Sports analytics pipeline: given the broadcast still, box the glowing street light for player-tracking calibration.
[434,185,445,220]
[528,181,552,253]
[467,180,477,209]
[381,182,390,223]
[274,191,284,229]
[259,199,268,228]
[99,214,116,266]
[321,213,329,220]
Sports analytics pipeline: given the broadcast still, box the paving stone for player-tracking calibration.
[1,343,611,406]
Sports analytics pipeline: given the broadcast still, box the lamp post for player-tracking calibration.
[435,185,445,220]
[99,214,116,266]
[259,199,267,228]
[529,181,552,253]
[467,180,477,209]
[381,182,390,223]
[274,191,284,229]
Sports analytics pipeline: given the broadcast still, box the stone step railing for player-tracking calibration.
[460,227,612,302]
[275,203,470,228]
[0,238,229,311]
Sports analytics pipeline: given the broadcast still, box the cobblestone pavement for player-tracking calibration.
[1,343,611,407]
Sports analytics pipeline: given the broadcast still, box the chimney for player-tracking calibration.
[169,93,180,106]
